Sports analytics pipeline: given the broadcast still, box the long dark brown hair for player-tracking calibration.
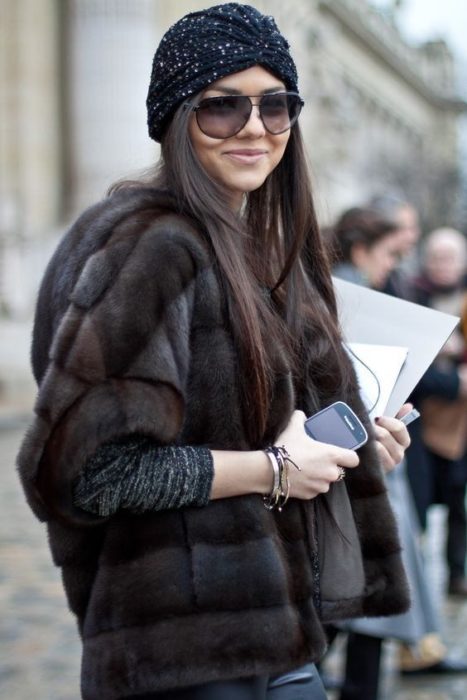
[111,99,354,445]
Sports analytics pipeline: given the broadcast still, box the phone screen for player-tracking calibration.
[304,401,368,450]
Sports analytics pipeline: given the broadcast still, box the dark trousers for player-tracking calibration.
[338,633,382,700]
[126,663,327,699]
[407,444,467,581]
[432,453,467,581]
[446,480,467,580]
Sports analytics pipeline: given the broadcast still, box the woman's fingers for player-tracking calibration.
[375,416,411,449]
[395,402,413,420]
[374,440,397,473]
[373,426,405,462]
[330,444,360,468]
[286,441,359,499]
[374,436,403,472]
[373,414,411,472]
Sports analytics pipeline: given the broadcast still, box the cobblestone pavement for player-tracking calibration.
[2,422,467,699]
[1,422,81,700]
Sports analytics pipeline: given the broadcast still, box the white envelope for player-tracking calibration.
[333,277,460,416]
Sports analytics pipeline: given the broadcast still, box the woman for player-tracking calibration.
[329,206,401,289]
[17,5,411,699]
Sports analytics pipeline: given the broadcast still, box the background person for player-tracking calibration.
[369,196,467,596]
[325,207,467,700]
[368,193,422,300]
[329,206,401,289]
[408,227,467,597]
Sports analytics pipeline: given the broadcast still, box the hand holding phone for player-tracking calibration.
[272,409,361,500]
[304,401,368,450]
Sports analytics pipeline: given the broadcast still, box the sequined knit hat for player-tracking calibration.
[146,3,299,142]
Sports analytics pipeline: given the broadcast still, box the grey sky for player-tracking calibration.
[372,0,467,62]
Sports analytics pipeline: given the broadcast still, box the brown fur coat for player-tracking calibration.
[18,187,409,699]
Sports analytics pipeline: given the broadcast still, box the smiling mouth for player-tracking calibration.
[223,150,267,164]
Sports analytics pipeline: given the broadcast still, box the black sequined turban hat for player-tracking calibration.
[146,3,299,142]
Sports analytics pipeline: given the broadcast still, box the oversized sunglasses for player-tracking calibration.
[186,92,304,139]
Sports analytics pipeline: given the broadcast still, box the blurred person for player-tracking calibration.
[370,197,467,595]
[15,5,412,699]
[323,209,467,700]
[368,194,421,300]
[408,227,467,597]
[329,206,401,288]
[422,227,467,287]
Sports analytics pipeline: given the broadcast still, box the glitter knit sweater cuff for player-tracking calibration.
[73,437,214,517]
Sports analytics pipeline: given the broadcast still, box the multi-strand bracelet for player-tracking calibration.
[263,445,301,512]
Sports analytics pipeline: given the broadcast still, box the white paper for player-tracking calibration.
[346,343,408,419]
[334,277,460,416]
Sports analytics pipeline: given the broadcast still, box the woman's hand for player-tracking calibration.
[373,403,412,473]
[275,410,360,499]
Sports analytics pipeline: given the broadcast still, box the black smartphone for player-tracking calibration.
[304,401,368,450]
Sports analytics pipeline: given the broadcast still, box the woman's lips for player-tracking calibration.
[223,149,267,164]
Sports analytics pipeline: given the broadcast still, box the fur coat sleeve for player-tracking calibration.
[18,189,211,526]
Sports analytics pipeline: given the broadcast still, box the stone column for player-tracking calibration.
[66,0,159,214]
[0,0,61,315]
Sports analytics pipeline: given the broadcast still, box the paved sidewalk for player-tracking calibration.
[2,423,467,699]
[322,506,467,700]
[0,424,81,700]
[0,317,36,426]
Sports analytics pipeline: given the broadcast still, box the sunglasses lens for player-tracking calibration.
[260,94,302,134]
[196,96,251,138]
[194,94,303,138]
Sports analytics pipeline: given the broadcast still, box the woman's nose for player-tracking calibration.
[238,104,266,137]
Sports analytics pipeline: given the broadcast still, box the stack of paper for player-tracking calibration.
[333,278,459,416]
[346,343,408,420]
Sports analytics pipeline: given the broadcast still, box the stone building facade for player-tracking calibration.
[0,0,465,318]
[300,0,466,226]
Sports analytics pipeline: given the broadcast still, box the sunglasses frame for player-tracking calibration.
[185,92,304,139]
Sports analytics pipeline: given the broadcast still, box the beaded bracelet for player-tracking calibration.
[263,445,301,512]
